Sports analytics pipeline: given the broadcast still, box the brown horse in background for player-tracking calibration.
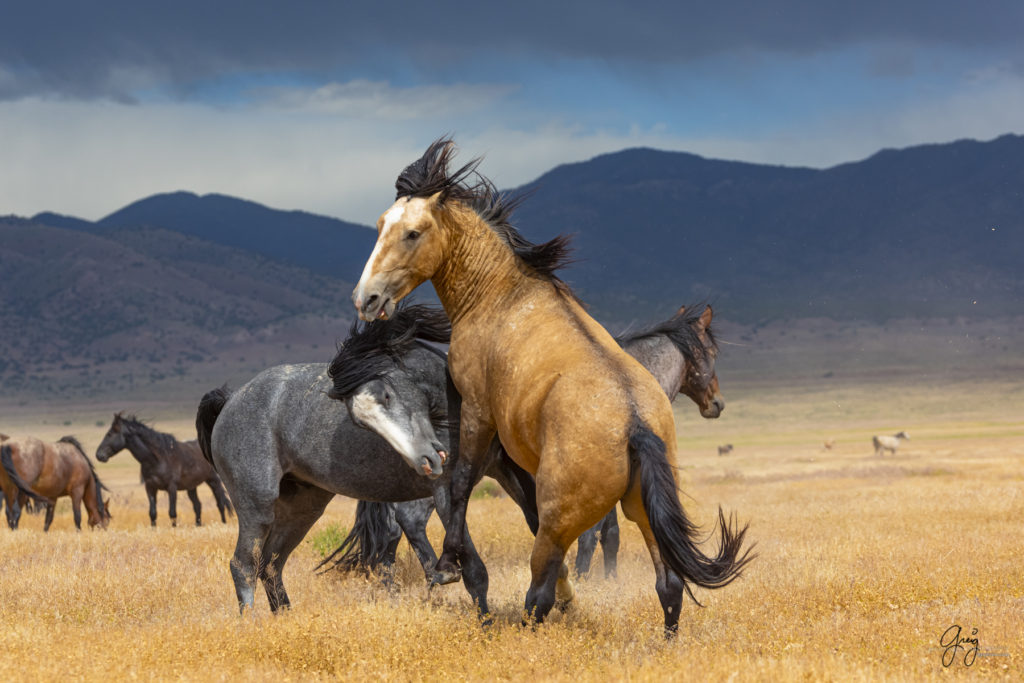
[1,435,110,531]
[351,138,752,634]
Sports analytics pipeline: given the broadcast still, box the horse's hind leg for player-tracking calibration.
[394,498,439,582]
[260,484,334,612]
[43,502,55,531]
[230,503,275,613]
[574,523,600,578]
[600,508,620,579]
[186,488,202,526]
[525,529,573,624]
[167,484,179,527]
[207,479,231,523]
[4,493,21,530]
[620,489,684,636]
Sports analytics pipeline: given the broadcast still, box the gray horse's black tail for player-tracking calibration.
[629,418,754,604]
[1,444,50,505]
[314,501,401,574]
[196,386,230,468]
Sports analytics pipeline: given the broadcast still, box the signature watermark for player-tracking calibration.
[939,624,1010,668]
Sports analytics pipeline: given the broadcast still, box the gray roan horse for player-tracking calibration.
[328,304,723,581]
[195,305,534,615]
[96,414,233,527]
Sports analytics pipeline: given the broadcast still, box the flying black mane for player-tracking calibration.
[395,137,574,282]
[617,305,717,366]
[328,304,451,401]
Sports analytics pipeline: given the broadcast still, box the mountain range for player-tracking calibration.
[2,134,1022,396]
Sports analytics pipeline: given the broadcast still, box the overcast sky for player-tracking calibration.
[2,1,1022,225]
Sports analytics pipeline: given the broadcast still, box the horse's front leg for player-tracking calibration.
[433,414,495,587]
[433,481,490,618]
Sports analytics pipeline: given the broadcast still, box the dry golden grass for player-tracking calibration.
[2,376,1022,681]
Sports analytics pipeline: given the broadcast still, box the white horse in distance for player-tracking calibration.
[872,431,909,456]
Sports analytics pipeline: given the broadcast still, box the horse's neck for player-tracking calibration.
[624,336,686,400]
[125,427,163,468]
[433,209,525,324]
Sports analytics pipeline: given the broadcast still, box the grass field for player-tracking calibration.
[2,368,1023,680]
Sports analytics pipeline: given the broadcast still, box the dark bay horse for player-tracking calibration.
[335,303,724,581]
[95,414,232,527]
[351,138,752,634]
[1,435,110,531]
[195,305,534,615]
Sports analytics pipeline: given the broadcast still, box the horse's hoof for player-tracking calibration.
[430,564,462,586]
[555,575,575,606]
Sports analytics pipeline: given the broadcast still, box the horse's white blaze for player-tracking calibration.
[351,390,417,461]
[355,202,406,304]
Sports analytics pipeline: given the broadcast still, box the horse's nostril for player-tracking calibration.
[364,294,379,311]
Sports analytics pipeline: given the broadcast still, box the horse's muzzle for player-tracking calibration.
[701,396,725,419]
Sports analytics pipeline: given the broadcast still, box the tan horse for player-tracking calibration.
[1,435,110,531]
[352,138,752,634]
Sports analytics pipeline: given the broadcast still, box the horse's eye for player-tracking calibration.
[405,230,420,241]
[382,391,391,408]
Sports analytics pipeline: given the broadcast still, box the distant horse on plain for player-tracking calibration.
[196,305,535,615]
[336,303,725,581]
[350,137,752,634]
[96,414,232,527]
[872,431,909,457]
[717,444,734,456]
[1,435,110,531]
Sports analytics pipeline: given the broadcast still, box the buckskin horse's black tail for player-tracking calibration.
[1,444,50,505]
[314,501,402,574]
[196,386,230,468]
[629,418,754,604]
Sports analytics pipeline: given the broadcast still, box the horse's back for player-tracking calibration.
[5,437,48,483]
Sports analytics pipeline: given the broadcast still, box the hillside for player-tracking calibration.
[510,134,1024,322]
[4,135,1023,401]
[36,191,377,282]
[0,221,355,397]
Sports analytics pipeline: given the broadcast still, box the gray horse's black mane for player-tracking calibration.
[395,137,573,282]
[328,304,451,401]
[616,305,717,365]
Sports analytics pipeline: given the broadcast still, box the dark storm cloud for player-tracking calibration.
[2,0,1021,100]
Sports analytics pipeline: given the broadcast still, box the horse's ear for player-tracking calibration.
[699,305,714,329]
[426,190,444,209]
[674,305,687,317]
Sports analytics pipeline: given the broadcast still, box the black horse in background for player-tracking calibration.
[96,413,233,527]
